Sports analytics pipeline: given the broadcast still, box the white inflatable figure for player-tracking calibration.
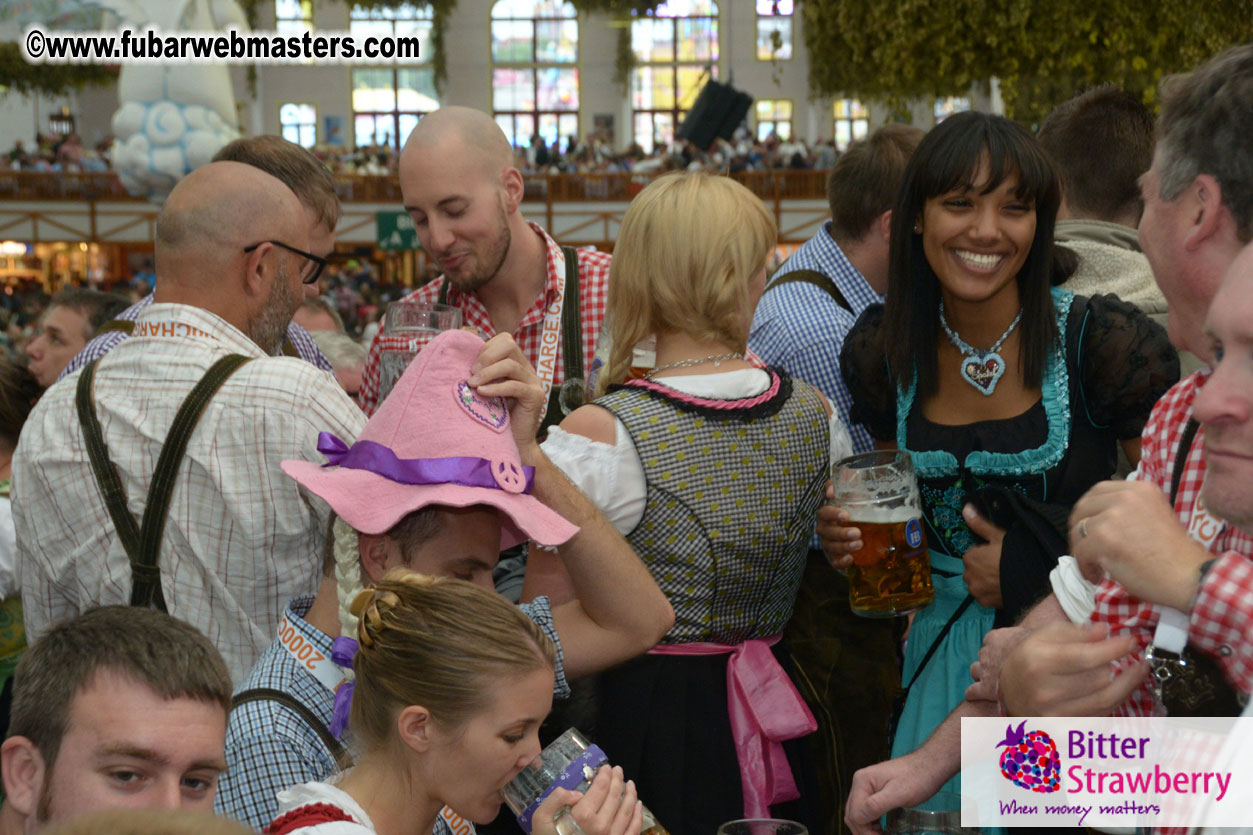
[3,0,246,201]
[107,0,246,200]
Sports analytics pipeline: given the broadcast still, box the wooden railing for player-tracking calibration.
[2,169,830,205]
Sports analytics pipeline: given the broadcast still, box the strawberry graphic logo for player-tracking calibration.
[996,721,1061,793]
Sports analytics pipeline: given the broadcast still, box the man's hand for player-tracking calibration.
[817,482,859,570]
[961,505,1005,609]
[845,752,948,835]
[469,333,545,463]
[1069,480,1211,610]
[965,626,1029,702]
[999,621,1148,716]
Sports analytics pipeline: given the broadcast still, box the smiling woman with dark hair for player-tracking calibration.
[825,111,1178,803]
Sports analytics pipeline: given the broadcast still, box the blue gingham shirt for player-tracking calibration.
[749,222,883,455]
[60,293,332,381]
[215,595,568,831]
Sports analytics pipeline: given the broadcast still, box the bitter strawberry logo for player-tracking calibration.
[996,721,1061,793]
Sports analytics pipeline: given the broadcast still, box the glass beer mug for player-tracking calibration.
[831,450,934,617]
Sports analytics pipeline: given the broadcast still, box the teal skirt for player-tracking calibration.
[889,550,994,799]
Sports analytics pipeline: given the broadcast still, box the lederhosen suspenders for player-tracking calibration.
[101,319,301,358]
[763,268,854,314]
[75,354,253,612]
[231,688,353,769]
[438,246,583,436]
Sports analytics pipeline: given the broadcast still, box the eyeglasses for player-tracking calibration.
[243,240,327,285]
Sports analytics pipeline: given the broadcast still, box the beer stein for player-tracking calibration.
[831,450,934,617]
[378,301,461,401]
[501,728,669,835]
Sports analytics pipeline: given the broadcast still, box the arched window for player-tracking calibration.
[631,0,719,153]
[756,0,792,61]
[350,3,438,151]
[491,0,579,152]
[275,0,312,36]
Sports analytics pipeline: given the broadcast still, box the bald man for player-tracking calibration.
[358,106,612,425]
[12,161,367,678]
[62,134,341,380]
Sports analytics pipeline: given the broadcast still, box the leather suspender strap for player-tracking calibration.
[75,354,253,612]
[765,269,854,314]
[559,246,583,383]
[281,337,299,358]
[1169,417,1201,506]
[232,688,353,769]
[438,277,451,305]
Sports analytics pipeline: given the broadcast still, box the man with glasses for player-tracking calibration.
[12,161,367,679]
[60,135,340,381]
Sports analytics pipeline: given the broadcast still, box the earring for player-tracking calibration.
[913,223,922,234]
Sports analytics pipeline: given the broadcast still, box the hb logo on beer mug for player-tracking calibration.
[830,450,934,618]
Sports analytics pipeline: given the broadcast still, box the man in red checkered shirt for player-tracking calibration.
[359,107,611,423]
[998,44,1253,719]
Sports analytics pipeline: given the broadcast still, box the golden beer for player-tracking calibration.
[846,506,934,617]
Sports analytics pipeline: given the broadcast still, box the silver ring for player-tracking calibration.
[1078,518,1089,539]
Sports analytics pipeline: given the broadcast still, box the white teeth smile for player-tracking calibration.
[954,250,1005,270]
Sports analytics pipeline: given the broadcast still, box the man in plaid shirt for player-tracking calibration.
[359,107,610,422]
[997,45,1253,721]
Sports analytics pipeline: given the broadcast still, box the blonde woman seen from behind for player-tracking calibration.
[531,172,837,833]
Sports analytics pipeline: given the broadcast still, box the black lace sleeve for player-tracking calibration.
[839,304,897,442]
[1078,293,1180,440]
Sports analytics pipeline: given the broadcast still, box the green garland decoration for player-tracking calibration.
[336,0,457,93]
[0,41,115,96]
[802,0,1253,122]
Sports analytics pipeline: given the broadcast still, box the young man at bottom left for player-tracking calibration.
[0,606,233,834]
[216,329,674,832]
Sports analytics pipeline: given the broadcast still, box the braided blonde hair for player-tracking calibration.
[347,569,557,749]
[332,515,365,640]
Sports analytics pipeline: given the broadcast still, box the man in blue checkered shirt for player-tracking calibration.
[747,123,924,835]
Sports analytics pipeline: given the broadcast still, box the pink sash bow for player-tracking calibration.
[649,634,817,817]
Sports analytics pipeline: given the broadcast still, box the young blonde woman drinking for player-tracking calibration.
[265,571,642,835]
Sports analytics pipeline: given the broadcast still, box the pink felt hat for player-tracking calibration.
[282,329,579,549]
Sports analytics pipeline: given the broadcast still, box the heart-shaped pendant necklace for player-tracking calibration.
[939,301,1022,396]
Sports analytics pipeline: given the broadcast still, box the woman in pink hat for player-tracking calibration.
[532,171,838,833]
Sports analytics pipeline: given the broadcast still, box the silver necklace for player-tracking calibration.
[938,301,1022,396]
[645,352,745,379]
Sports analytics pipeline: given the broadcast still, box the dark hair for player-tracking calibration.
[48,288,130,338]
[0,361,40,449]
[213,135,340,232]
[827,123,925,244]
[8,606,232,771]
[884,111,1061,399]
[1156,44,1253,242]
[1037,85,1155,222]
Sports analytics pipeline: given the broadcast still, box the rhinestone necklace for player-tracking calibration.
[938,301,1022,396]
[644,352,745,380]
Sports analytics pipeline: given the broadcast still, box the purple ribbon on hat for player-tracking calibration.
[329,636,359,739]
[317,433,535,494]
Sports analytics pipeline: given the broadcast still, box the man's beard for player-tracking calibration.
[445,199,511,293]
[249,260,299,355]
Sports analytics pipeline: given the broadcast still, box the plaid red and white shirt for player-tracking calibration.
[1092,370,1253,716]
[359,223,611,416]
